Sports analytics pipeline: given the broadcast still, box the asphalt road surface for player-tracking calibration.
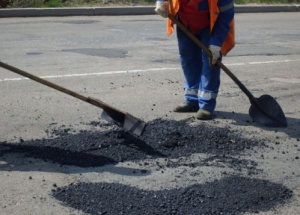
[0,12,299,215]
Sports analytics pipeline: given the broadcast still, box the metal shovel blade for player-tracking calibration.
[101,110,146,136]
[101,110,120,124]
[249,95,287,127]
[123,114,146,136]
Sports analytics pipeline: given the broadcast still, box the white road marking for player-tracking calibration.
[225,63,246,66]
[0,68,177,82]
[248,59,299,65]
[270,78,300,84]
[0,59,299,82]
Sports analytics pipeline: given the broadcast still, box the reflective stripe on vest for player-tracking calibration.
[167,0,235,55]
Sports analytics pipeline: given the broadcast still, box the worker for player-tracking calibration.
[155,0,235,120]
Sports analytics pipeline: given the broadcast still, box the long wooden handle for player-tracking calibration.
[0,60,126,115]
[168,14,256,102]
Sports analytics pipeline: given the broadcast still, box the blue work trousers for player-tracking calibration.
[177,26,221,112]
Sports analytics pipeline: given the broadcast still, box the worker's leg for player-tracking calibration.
[176,26,203,108]
[198,28,221,112]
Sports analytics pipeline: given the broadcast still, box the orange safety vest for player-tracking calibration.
[167,0,235,55]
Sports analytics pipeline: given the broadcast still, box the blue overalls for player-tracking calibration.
[176,0,234,112]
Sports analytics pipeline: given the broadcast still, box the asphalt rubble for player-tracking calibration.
[0,118,294,214]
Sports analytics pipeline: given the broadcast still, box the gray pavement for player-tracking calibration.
[0,4,299,17]
[0,12,299,215]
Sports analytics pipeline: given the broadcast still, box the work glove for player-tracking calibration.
[208,45,221,66]
[155,0,168,18]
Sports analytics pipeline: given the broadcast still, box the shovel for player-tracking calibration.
[168,14,287,127]
[0,61,146,136]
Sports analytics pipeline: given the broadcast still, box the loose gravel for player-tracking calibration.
[0,118,294,214]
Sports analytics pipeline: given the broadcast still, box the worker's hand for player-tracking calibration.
[155,1,168,18]
[209,45,221,66]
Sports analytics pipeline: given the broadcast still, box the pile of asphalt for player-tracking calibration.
[0,118,293,214]
[53,176,292,215]
[0,118,264,168]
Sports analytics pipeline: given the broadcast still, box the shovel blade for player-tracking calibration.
[249,95,287,127]
[101,110,146,136]
[123,114,146,136]
[101,110,120,124]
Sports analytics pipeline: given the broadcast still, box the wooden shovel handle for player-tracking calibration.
[0,60,126,115]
